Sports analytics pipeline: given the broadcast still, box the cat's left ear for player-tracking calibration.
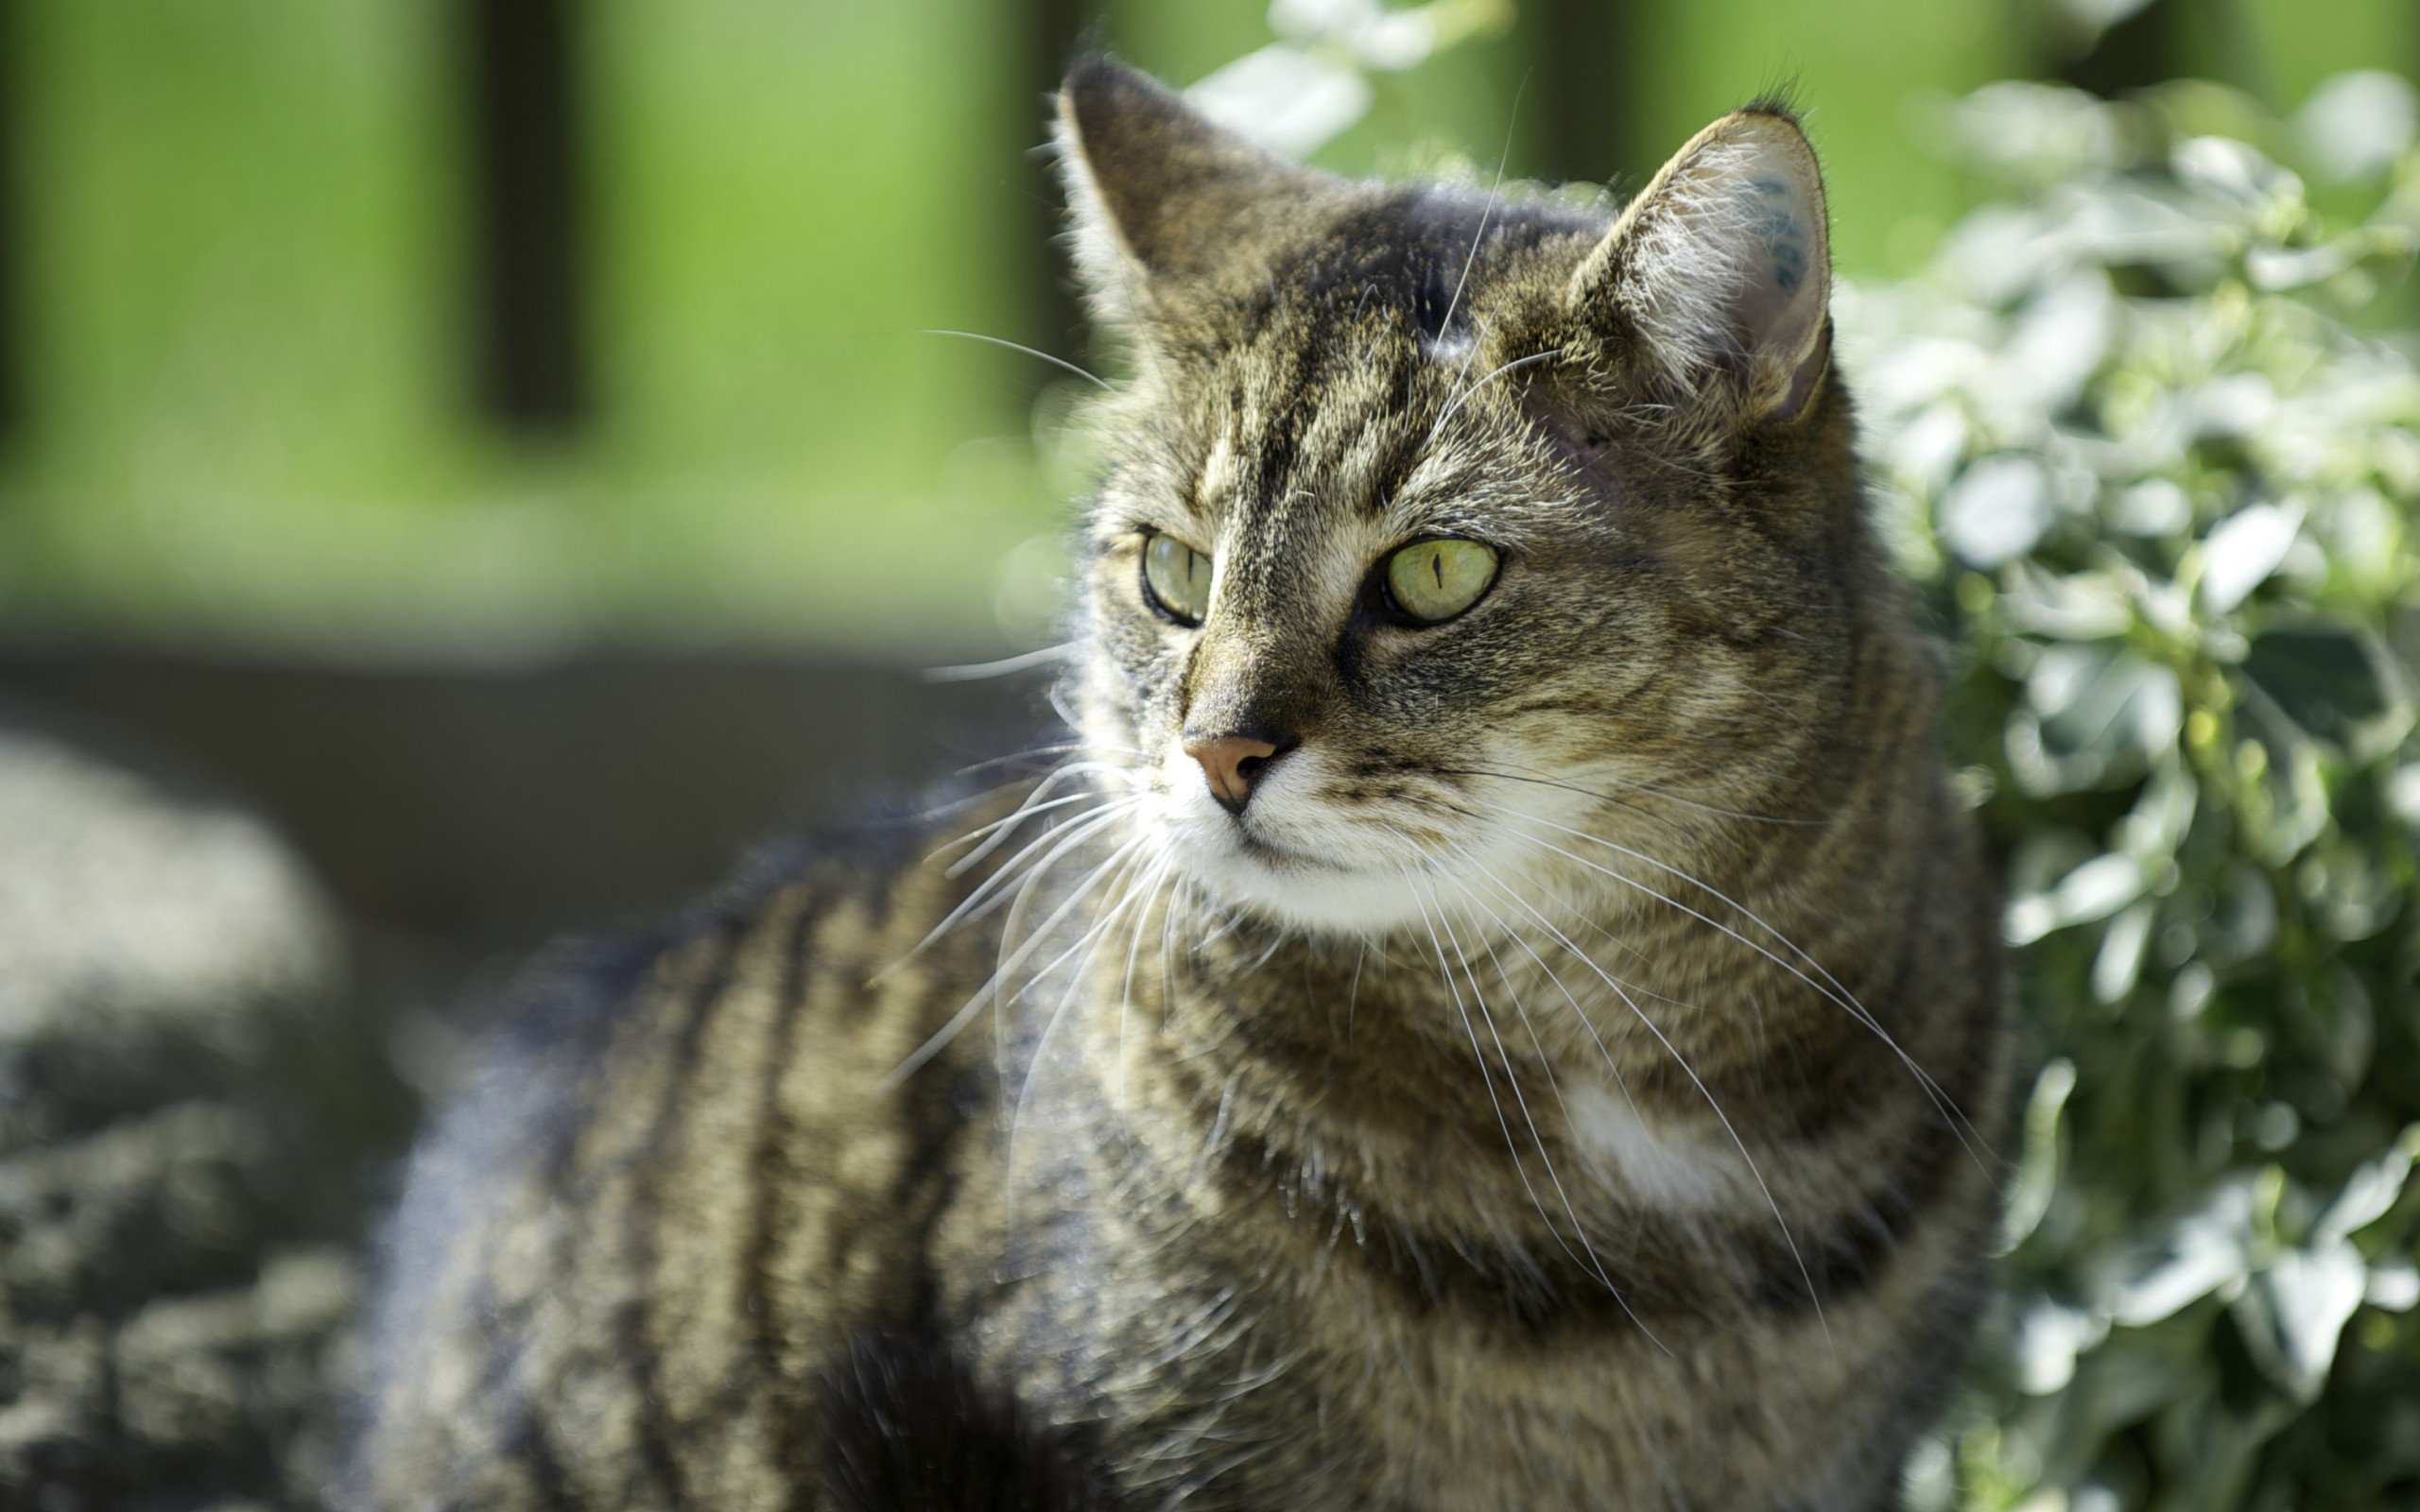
[1570,107,1832,424]
[1054,58,1327,327]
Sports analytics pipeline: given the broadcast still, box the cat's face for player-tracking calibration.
[1057,62,1858,938]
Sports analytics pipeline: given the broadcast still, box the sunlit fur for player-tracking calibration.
[350,60,2008,1512]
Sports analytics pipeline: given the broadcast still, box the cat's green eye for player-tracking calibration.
[1141,532,1214,625]
[1385,538,1500,624]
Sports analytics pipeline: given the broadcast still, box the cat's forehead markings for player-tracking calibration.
[1199,429,1242,513]
[1423,327,1478,365]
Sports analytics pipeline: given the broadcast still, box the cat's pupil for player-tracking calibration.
[1142,531,1216,625]
[1383,538,1499,625]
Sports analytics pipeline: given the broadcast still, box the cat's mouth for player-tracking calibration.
[1144,749,1468,934]
[1180,796,1335,870]
[1226,825,1338,868]
[1136,742,1616,938]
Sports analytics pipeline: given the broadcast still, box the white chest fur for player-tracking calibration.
[1564,1082,1748,1213]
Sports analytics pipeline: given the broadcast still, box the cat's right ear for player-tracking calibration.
[1054,58,1320,327]
[1568,106,1833,425]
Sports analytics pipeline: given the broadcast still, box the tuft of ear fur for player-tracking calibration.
[1054,57,1325,326]
[1570,107,1832,423]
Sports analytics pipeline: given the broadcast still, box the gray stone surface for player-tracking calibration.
[0,729,409,1511]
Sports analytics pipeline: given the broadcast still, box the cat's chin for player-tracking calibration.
[1183,843,1444,937]
[1148,788,1493,939]
[1132,744,1583,939]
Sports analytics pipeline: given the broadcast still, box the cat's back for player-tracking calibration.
[351,799,1025,1511]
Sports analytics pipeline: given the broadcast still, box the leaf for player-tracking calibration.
[2204,861,2278,963]
[2012,646,2184,794]
[2108,478,2193,536]
[2307,966,2377,1090]
[2000,1058,2077,1252]
[2392,765,2420,830]
[2004,559,2134,641]
[1944,80,2125,191]
[2368,1263,2420,1312]
[2014,1298,2107,1395]
[1849,73,2420,1509]
[2116,764,2199,858]
[2091,901,2155,1003]
[2199,502,2302,614]
[1999,271,2115,417]
[1940,455,2058,568]
[2170,136,2302,215]
[2234,1241,2368,1401]
[1186,46,1373,158]
[2242,627,2389,742]
[2316,1127,2419,1246]
[2007,852,2146,944]
[2106,1180,2255,1328]
[2295,70,2420,183]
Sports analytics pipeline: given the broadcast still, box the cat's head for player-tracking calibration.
[1055,59,1879,937]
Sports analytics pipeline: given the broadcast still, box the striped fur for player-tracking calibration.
[352,60,2008,1512]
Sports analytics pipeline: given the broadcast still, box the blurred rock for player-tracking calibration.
[0,727,412,1511]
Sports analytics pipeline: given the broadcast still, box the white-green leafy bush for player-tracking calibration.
[1841,78,2420,1512]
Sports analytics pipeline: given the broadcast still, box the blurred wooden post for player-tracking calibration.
[1016,0,1090,365]
[1535,0,1644,194]
[463,0,586,432]
[0,0,22,443]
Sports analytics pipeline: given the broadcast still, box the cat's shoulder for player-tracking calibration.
[416,779,1027,1143]
[355,782,1028,1417]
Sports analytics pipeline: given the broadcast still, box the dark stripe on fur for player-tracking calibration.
[821,1330,1124,1512]
[1214,1082,1981,1333]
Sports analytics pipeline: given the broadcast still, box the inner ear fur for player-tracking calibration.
[1054,57,1333,326]
[1569,107,1833,424]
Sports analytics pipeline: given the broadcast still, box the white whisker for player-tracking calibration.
[1426,95,1526,429]
[1426,347,1565,444]
[1437,761,1823,827]
[939,796,1139,928]
[1115,855,1176,1100]
[1008,840,1158,1193]
[1459,851,1833,1347]
[946,762,1140,877]
[925,644,1080,682]
[929,788,1112,866]
[881,816,1144,1088]
[1424,873,1626,1293]
[1457,853,1646,1118]
[1396,860,1665,1349]
[1006,841,1156,1007]
[920,327,1112,389]
[1482,802,1987,1168]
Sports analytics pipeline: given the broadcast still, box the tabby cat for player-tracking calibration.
[352,59,2009,1512]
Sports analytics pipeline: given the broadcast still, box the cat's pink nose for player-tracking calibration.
[1184,732,1283,816]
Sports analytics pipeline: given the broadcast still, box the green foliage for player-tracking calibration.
[1841,77,2420,1512]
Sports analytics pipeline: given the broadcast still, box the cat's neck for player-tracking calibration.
[1036,610,1962,1228]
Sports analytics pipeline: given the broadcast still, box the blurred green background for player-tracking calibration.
[0,0,2410,661]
